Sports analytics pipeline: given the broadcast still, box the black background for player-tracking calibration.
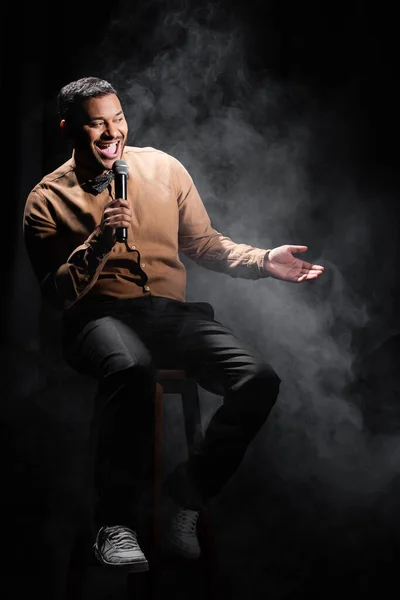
[2,1,400,599]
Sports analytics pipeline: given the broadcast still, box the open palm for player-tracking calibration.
[264,245,324,282]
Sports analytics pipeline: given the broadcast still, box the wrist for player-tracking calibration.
[261,249,273,277]
[263,249,271,268]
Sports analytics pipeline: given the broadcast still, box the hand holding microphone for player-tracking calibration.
[113,160,129,242]
[100,160,131,244]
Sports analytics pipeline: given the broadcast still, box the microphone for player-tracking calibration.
[112,159,129,242]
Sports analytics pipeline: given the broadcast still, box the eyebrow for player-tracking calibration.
[90,110,124,121]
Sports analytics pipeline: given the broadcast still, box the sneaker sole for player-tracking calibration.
[94,546,149,573]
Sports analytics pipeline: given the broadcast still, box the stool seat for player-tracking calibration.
[156,369,186,378]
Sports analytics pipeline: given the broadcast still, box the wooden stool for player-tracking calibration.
[151,369,220,600]
[153,369,203,555]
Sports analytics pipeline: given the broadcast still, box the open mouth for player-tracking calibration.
[96,141,120,160]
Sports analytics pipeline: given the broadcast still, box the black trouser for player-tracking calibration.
[63,296,280,531]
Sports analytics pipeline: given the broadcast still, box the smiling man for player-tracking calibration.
[23,76,324,575]
[62,90,127,169]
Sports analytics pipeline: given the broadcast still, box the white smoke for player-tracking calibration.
[89,2,400,501]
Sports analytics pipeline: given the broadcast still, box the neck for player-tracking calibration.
[73,151,110,179]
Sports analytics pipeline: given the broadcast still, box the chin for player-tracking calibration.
[102,154,123,170]
[98,157,117,171]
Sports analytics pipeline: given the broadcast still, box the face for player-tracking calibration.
[62,93,129,173]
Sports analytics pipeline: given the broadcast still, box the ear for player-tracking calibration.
[60,119,70,138]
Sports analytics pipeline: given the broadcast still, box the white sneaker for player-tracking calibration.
[94,525,149,572]
[164,505,201,559]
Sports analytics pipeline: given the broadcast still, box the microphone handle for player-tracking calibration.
[115,173,128,242]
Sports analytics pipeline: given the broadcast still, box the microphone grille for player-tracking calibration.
[112,160,129,176]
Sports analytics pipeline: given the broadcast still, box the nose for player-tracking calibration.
[103,121,119,138]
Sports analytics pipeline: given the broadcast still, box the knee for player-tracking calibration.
[228,362,280,434]
[235,362,281,422]
[243,363,280,430]
[250,361,281,398]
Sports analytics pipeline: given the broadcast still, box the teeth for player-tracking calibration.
[98,142,118,156]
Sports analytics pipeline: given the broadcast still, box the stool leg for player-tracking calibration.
[182,381,222,600]
[181,379,202,451]
[151,382,163,598]
[154,382,163,544]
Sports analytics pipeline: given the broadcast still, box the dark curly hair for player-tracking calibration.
[57,77,119,121]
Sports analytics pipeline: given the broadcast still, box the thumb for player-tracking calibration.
[288,245,308,254]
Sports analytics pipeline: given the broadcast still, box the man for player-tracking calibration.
[23,76,324,573]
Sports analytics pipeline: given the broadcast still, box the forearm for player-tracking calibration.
[43,227,114,309]
[180,230,270,279]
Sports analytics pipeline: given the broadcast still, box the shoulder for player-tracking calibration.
[122,146,192,188]
[123,145,188,171]
[28,158,75,201]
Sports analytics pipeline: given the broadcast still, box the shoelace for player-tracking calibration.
[175,509,199,534]
[105,526,140,550]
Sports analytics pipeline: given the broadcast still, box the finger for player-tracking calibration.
[289,245,308,254]
[105,218,131,229]
[304,271,322,279]
[112,198,130,207]
[104,208,131,223]
[105,206,131,218]
[301,261,324,271]
[297,269,324,281]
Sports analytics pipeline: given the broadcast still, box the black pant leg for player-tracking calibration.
[63,314,156,532]
[163,304,281,508]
